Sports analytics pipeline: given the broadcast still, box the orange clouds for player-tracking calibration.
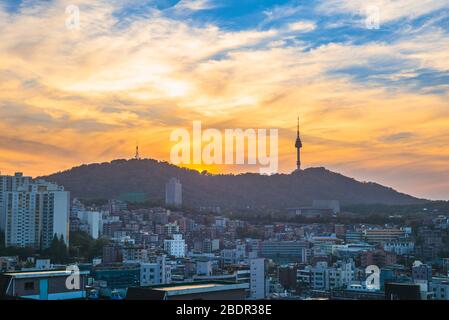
[0,0,448,199]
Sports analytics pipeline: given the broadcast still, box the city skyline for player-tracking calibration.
[0,0,449,200]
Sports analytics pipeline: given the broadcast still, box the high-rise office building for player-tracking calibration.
[165,178,182,207]
[1,177,70,249]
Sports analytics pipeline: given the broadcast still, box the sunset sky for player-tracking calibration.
[0,0,449,200]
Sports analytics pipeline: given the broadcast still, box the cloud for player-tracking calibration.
[263,2,304,23]
[174,0,215,11]
[316,0,449,24]
[288,21,316,32]
[380,132,415,143]
[0,0,448,199]
[0,136,73,157]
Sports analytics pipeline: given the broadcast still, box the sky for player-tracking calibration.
[0,0,449,200]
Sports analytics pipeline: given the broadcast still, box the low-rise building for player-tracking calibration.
[140,256,171,286]
[91,263,140,296]
[383,240,415,255]
[260,240,307,264]
[364,229,405,244]
[164,234,186,258]
[126,281,249,300]
[1,270,89,300]
[431,277,449,300]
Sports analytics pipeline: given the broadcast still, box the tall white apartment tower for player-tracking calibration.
[2,178,70,249]
[165,178,182,208]
[0,172,32,231]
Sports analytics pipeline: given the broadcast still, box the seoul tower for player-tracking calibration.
[295,116,303,171]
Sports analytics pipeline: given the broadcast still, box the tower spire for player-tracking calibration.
[135,144,141,160]
[297,116,299,137]
[295,116,303,171]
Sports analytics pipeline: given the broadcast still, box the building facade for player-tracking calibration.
[165,178,182,207]
[164,234,186,258]
[140,256,171,286]
[2,178,70,249]
[0,172,32,231]
[249,258,267,299]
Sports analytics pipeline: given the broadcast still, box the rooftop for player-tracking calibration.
[4,270,90,279]
[143,281,249,296]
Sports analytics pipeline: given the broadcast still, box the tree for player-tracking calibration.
[69,231,93,261]
[69,231,110,261]
[59,234,69,262]
[89,237,110,260]
[43,234,68,264]
[0,245,37,260]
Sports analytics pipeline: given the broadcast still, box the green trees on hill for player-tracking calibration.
[42,160,425,210]
[69,231,110,261]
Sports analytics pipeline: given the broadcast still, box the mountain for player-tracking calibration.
[41,159,426,209]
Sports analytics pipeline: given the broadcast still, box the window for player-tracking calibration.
[24,282,35,290]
